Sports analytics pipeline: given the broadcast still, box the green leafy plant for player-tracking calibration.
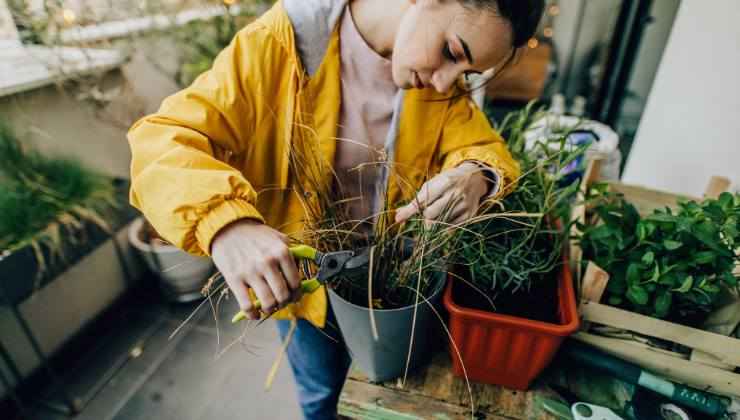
[454,103,584,304]
[0,123,117,273]
[579,187,740,322]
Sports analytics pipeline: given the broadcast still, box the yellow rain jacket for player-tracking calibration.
[128,0,519,328]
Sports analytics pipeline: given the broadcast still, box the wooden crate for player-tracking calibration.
[570,160,740,398]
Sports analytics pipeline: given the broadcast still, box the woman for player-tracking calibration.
[128,0,544,418]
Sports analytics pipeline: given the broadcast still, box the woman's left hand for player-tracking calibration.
[395,162,492,226]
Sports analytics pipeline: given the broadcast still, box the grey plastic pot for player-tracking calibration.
[129,217,214,303]
[328,275,446,383]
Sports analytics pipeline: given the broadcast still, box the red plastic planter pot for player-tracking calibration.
[443,255,580,390]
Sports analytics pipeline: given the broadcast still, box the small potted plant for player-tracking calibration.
[326,221,450,383]
[443,104,582,390]
[284,136,455,383]
[128,217,214,303]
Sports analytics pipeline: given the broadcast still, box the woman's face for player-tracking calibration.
[392,0,514,93]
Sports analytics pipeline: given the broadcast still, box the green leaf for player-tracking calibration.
[649,264,660,283]
[674,275,694,293]
[626,263,642,286]
[587,225,613,241]
[654,291,672,318]
[719,192,734,209]
[693,222,732,257]
[692,251,716,265]
[642,251,655,265]
[637,223,647,241]
[701,283,721,294]
[627,285,649,306]
[663,240,682,251]
[608,295,623,306]
[646,214,677,223]
[723,271,738,287]
[646,222,657,237]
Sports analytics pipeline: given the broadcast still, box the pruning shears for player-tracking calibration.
[231,245,371,324]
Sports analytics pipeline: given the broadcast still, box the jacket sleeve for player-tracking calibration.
[438,96,520,199]
[128,27,268,256]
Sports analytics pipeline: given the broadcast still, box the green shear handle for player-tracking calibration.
[231,245,322,324]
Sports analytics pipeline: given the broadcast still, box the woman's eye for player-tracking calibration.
[443,43,458,63]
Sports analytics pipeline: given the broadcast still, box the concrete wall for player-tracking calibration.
[0,38,180,178]
[622,0,740,195]
[0,27,180,399]
[0,223,146,395]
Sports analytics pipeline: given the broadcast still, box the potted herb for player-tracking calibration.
[0,123,129,304]
[443,104,582,390]
[578,188,740,326]
[572,165,740,396]
[282,129,455,383]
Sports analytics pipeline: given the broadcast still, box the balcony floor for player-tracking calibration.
[7,279,302,420]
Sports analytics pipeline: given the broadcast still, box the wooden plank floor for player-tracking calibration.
[339,353,559,420]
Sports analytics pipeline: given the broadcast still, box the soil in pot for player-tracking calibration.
[452,269,559,324]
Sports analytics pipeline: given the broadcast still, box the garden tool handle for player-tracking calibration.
[231,246,322,323]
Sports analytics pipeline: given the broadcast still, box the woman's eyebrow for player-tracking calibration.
[457,34,474,64]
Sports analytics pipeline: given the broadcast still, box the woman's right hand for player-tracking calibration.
[211,219,302,321]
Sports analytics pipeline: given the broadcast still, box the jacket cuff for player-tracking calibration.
[443,149,509,200]
[461,160,503,199]
[195,199,265,255]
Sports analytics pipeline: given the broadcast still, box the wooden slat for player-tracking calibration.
[579,263,610,331]
[690,350,736,371]
[606,183,697,216]
[580,301,740,366]
[704,176,732,199]
[340,379,493,420]
[574,332,740,398]
[569,159,603,284]
[580,262,610,304]
[345,353,558,420]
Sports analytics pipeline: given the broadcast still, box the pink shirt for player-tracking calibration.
[335,6,398,225]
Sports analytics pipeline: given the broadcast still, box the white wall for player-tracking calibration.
[622,0,740,196]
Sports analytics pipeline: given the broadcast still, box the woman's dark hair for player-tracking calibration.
[439,0,546,101]
[463,0,546,48]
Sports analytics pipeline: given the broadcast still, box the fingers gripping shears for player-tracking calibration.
[231,245,371,324]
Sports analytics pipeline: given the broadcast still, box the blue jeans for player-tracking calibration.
[277,307,351,420]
